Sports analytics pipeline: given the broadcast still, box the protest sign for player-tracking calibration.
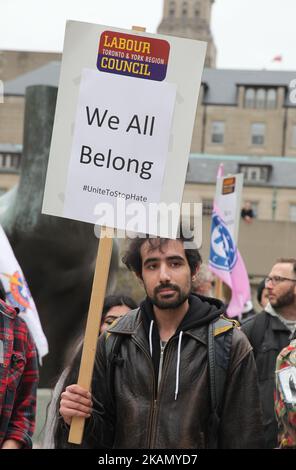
[42,21,206,443]
[42,20,206,237]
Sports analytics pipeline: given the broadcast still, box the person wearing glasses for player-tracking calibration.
[242,258,296,448]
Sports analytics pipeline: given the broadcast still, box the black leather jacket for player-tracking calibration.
[82,296,264,449]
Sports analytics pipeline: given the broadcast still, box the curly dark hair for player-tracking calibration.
[122,235,202,278]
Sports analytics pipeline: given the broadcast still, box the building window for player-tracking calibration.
[11,154,20,169]
[255,88,266,109]
[260,167,268,180]
[245,88,256,108]
[0,154,6,168]
[169,1,175,16]
[202,199,213,216]
[0,152,21,169]
[251,123,265,146]
[289,204,296,222]
[266,89,277,109]
[239,164,271,184]
[245,87,277,109]
[182,1,188,16]
[211,121,225,144]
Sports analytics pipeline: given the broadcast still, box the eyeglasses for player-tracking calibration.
[264,276,296,286]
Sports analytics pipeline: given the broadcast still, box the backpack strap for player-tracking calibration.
[208,316,236,449]
[248,312,269,357]
[104,332,123,408]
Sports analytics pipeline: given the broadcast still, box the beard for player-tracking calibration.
[270,288,295,309]
[148,282,190,309]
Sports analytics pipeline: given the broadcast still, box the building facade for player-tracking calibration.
[192,69,296,157]
[0,50,61,82]
[0,1,296,226]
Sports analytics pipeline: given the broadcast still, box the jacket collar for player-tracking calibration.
[108,308,140,335]
[269,314,292,332]
[265,303,294,332]
[108,308,148,353]
[185,327,208,345]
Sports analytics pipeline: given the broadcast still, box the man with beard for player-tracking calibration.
[242,258,296,449]
[59,235,264,448]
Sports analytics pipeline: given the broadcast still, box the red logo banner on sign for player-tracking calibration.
[97,31,170,81]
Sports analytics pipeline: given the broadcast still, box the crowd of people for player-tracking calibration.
[0,235,295,449]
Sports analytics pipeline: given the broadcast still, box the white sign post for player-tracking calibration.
[213,173,244,300]
[42,21,206,444]
[215,173,244,244]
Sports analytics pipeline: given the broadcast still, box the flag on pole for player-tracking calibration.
[0,224,48,361]
[209,204,251,318]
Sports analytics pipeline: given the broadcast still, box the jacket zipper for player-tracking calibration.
[148,342,166,449]
[149,341,175,448]
[157,341,166,388]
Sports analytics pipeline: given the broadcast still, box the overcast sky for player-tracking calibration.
[0,0,295,70]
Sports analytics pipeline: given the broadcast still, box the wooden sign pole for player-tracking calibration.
[132,25,146,31]
[68,226,113,444]
[68,25,146,445]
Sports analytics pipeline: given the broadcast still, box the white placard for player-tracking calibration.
[42,21,206,237]
[64,69,176,230]
[215,174,243,243]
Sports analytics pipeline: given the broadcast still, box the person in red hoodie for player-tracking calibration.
[0,281,39,449]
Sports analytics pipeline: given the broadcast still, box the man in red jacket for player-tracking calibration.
[0,283,39,449]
